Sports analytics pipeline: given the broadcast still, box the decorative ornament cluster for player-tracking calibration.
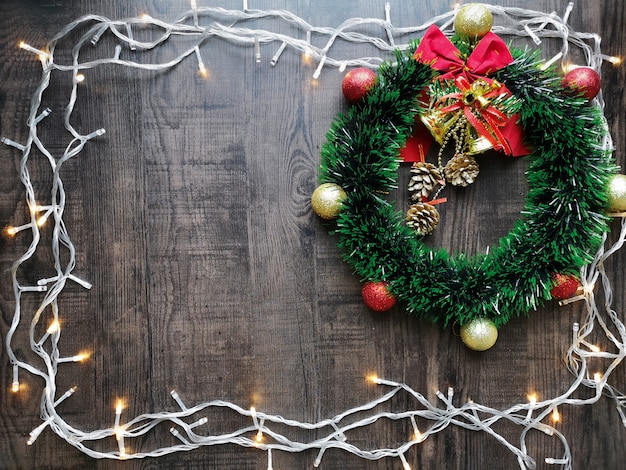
[4,2,626,469]
[313,2,622,354]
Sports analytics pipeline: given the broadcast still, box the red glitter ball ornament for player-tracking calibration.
[561,67,601,100]
[361,281,397,312]
[342,67,377,104]
[550,273,581,300]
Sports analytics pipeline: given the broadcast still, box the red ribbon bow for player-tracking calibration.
[401,25,529,162]
[413,24,514,81]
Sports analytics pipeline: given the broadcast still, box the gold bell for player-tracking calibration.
[418,78,505,155]
[419,109,494,155]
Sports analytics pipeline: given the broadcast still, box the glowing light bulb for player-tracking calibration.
[59,352,90,363]
[74,351,91,362]
[303,30,313,64]
[47,320,60,334]
[562,62,578,73]
[194,46,209,78]
[367,374,380,384]
[75,73,85,83]
[594,372,603,383]
[250,406,260,429]
[255,430,264,443]
[302,49,312,64]
[19,41,49,61]
[114,400,124,430]
[11,365,19,392]
[551,407,560,423]
[6,223,33,235]
[525,393,538,422]
[399,452,412,470]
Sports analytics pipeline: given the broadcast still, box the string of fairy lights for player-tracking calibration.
[3,1,625,468]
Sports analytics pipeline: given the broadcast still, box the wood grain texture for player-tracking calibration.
[0,0,625,469]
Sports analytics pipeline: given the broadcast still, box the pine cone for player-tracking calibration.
[444,154,479,187]
[408,162,443,201]
[406,202,440,235]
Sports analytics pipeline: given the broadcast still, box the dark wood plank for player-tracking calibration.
[1,1,625,469]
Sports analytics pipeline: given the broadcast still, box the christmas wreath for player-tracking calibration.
[312,4,622,350]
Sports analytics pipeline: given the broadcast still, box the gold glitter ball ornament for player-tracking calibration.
[607,174,626,213]
[460,317,498,351]
[454,3,493,39]
[312,183,347,219]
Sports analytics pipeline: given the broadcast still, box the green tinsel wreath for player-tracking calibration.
[318,42,616,330]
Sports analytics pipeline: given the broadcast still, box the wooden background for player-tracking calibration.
[1,0,625,468]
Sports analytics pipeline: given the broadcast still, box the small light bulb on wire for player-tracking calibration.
[75,351,90,362]
[47,320,60,334]
[303,30,313,64]
[11,365,19,393]
[602,54,622,65]
[19,41,49,61]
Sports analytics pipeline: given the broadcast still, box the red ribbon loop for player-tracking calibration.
[413,25,514,81]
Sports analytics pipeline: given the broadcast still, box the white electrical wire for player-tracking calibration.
[3,2,625,469]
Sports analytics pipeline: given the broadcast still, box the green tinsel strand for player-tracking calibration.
[319,50,433,191]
